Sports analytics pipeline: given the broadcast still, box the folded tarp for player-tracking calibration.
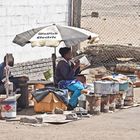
[32,87,69,105]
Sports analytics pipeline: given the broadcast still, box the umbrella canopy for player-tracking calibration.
[12,24,99,84]
[13,24,99,47]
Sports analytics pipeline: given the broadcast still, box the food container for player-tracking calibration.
[126,75,137,83]
[94,81,118,95]
[119,81,129,91]
[94,81,113,95]
[112,82,119,94]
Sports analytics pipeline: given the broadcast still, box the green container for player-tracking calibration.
[119,81,129,91]
[43,69,52,80]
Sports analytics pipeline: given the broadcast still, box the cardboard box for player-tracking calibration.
[34,92,67,113]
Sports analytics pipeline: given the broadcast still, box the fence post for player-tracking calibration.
[71,0,82,56]
[72,0,82,27]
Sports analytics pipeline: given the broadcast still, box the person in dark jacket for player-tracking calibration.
[0,54,29,109]
[55,47,85,110]
[0,54,14,93]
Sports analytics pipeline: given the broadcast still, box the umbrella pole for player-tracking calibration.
[52,53,56,85]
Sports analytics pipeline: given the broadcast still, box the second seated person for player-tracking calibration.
[55,47,86,110]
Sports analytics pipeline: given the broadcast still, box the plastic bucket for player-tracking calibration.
[1,99,16,118]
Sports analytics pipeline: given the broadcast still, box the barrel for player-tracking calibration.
[116,92,126,108]
[101,95,110,113]
[109,94,116,111]
[86,94,101,115]
[124,85,134,106]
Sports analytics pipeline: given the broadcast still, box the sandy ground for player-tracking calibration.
[81,0,140,47]
[0,107,140,140]
[0,88,140,140]
[0,1,140,139]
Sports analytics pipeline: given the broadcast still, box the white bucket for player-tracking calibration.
[1,96,17,118]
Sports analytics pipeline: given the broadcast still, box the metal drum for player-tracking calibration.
[109,94,116,111]
[94,81,119,95]
[101,95,110,113]
[119,81,129,91]
[86,94,101,115]
[124,85,134,106]
[116,92,126,108]
[94,81,113,95]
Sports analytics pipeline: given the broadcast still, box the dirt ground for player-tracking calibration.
[0,88,140,140]
[1,1,140,139]
[81,0,140,50]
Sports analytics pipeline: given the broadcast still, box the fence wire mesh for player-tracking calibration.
[81,0,140,67]
[81,0,140,47]
[84,45,140,68]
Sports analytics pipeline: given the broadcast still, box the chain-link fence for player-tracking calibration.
[80,0,140,68]
[84,44,140,68]
[81,0,140,47]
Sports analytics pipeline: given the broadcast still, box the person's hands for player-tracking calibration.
[3,65,10,77]
[76,75,86,84]
[4,81,13,91]
[73,59,80,70]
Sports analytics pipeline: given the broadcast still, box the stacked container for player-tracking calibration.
[94,81,119,112]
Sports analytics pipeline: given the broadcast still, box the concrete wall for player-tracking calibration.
[0,0,71,63]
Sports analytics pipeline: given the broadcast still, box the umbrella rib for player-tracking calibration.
[55,24,63,42]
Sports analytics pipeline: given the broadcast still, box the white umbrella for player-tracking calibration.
[13,24,99,47]
[13,24,99,83]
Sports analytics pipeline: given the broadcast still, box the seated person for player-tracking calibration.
[0,54,14,94]
[55,47,86,110]
[0,54,29,109]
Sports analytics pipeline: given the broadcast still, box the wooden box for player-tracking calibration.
[34,92,67,113]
